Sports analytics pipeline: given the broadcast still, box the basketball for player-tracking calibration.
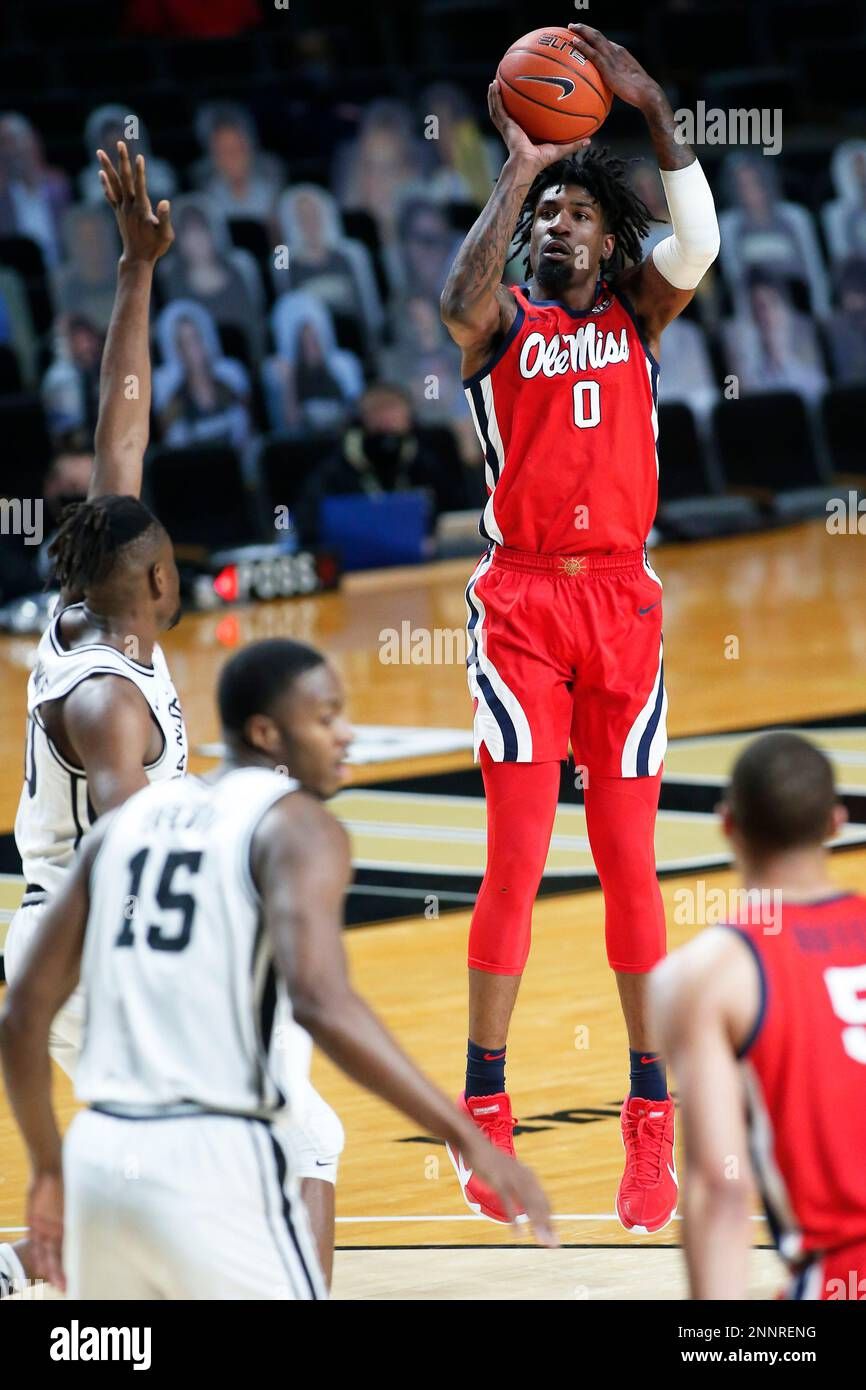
[497,26,613,144]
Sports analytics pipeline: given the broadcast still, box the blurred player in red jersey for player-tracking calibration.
[440,25,719,1229]
[651,733,866,1300]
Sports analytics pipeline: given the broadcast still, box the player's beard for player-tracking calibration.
[535,254,576,297]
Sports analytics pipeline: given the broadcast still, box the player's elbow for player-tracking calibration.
[440,285,467,328]
[652,228,720,291]
[289,977,350,1037]
[695,219,721,270]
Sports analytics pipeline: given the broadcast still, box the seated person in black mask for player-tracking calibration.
[297,383,468,542]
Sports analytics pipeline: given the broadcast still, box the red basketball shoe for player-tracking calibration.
[446,1092,528,1224]
[616,1094,678,1234]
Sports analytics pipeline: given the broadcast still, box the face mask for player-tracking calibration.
[362,430,405,466]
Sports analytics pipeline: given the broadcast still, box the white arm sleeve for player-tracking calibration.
[651,159,721,291]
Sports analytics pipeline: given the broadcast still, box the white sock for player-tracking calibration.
[0,1243,27,1298]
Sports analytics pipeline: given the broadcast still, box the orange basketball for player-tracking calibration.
[497,27,613,144]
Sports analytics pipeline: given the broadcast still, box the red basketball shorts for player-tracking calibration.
[464,544,667,775]
[785,1238,866,1300]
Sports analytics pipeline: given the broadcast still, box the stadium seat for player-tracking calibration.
[145,444,262,552]
[254,431,338,525]
[0,237,54,336]
[0,346,23,396]
[0,394,52,491]
[822,384,866,478]
[655,402,761,540]
[227,217,275,305]
[712,391,837,522]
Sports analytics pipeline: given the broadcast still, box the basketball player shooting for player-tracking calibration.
[440,24,720,1230]
[650,733,866,1300]
[0,641,555,1298]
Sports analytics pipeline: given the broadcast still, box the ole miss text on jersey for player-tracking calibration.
[463,279,659,555]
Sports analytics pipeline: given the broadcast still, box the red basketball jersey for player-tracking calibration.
[730,895,866,1264]
[463,280,659,555]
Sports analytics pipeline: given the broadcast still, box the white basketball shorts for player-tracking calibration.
[64,1108,327,1299]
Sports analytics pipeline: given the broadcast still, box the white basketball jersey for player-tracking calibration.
[75,769,302,1121]
[14,603,188,902]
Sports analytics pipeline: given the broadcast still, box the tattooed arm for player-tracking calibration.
[440,81,589,378]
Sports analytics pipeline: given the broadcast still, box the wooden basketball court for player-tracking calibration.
[2,518,864,1299]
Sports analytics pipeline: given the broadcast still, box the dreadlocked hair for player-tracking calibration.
[48,494,160,592]
[512,147,655,277]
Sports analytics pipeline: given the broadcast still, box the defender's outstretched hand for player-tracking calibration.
[97,140,174,264]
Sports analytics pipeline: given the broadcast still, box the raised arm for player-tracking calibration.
[440,83,589,377]
[568,24,720,351]
[254,792,556,1244]
[89,141,174,500]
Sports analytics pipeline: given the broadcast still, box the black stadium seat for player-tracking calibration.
[712,391,836,522]
[145,444,262,552]
[0,237,54,336]
[713,392,823,492]
[658,404,713,506]
[822,384,866,478]
[255,432,337,514]
[655,402,761,539]
[0,346,23,396]
[0,393,52,494]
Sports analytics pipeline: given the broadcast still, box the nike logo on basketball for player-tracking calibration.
[638,602,661,615]
[515,74,576,99]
